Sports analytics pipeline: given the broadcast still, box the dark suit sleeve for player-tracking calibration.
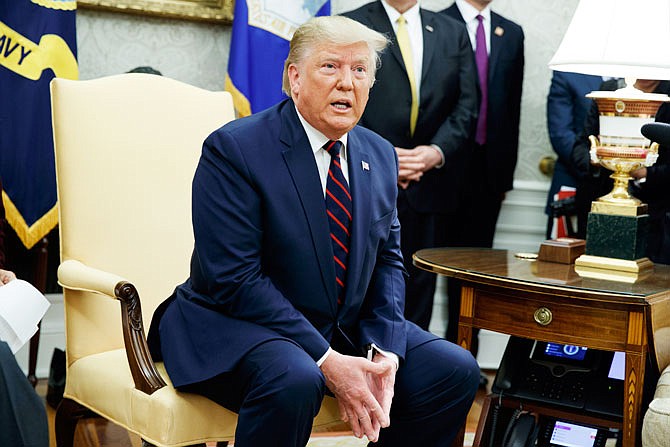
[190,129,330,362]
[508,25,524,143]
[570,100,600,180]
[429,25,478,161]
[548,72,580,163]
[640,100,670,194]
[645,157,670,190]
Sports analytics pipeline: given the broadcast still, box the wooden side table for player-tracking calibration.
[414,248,670,447]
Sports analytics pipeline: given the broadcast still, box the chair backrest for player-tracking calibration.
[51,74,234,364]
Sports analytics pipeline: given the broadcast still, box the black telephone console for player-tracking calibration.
[492,336,624,417]
[536,417,612,447]
[501,409,538,447]
[492,408,616,447]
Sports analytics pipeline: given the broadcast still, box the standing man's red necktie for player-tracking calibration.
[324,140,352,305]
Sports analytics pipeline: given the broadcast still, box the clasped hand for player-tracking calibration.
[396,146,442,189]
[320,351,396,442]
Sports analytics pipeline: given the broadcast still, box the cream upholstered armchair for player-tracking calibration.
[50,74,341,447]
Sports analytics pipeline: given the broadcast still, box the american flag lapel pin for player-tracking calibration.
[361,160,370,171]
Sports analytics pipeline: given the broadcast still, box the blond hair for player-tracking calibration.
[282,15,388,96]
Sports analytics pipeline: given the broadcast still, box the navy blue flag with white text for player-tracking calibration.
[0,0,77,248]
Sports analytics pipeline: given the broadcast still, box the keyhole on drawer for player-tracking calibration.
[534,307,553,326]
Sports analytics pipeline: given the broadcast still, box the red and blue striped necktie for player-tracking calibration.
[324,140,352,305]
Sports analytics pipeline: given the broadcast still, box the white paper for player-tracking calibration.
[0,279,50,353]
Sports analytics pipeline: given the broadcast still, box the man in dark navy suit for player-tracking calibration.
[545,71,603,238]
[148,15,478,447]
[343,0,478,331]
[442,0,524,360]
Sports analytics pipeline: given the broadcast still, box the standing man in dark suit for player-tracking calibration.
[148,16,479,447]
[545,71,603,238]
[442,0,524,255]
[442,0,523,350]
[343,0,478,330]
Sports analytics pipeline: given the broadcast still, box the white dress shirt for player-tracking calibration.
[380,0,445,167]
[295,106,399,370]
[381,0,424,99]
[296,107,349,195]
[455,0,492,55]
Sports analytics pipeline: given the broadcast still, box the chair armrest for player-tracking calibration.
[58,259,127,296]
[58,260,167,395]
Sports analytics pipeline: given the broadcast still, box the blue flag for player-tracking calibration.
[225,0,330,117]
[0,0,77,249]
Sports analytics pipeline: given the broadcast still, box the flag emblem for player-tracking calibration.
[225,1,330,117]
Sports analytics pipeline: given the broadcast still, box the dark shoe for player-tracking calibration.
[479,372,489,389]
[46,348,66,409]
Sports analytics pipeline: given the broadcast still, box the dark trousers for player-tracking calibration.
[397,193,457,330]
[180,322,479,447]
[443,145,504,353]
[0,342,49,447]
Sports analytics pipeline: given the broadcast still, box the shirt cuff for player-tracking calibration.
[316,347,333,367]
[430,144,445,168]
[367,344,399,371]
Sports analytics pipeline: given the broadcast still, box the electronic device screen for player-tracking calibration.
[531,341,590,366]
[544,343,588,361]
[549,420,597,447]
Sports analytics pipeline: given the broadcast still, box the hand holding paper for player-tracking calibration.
[0,269,17,284]
[0,279,50,353]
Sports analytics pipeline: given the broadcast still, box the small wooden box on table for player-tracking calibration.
[413,248,670,447]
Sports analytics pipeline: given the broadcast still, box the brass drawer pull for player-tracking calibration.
[534,307,553,326]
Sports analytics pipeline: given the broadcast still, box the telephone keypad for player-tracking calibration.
[516,364,587,409]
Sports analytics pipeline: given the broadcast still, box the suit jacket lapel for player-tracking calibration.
[343,129,371,310]
[280,103,338,314]
[419,9,437,88]
[488,13,503,82]
[368,2,405,72]
[446,3,465,22]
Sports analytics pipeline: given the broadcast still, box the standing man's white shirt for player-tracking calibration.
[455,0,492,55]
[381,0,423,99]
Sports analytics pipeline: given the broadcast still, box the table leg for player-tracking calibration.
[623,309,647,447]
[451,285,477,447]
[458,285,475,352]
[623,351,645,447]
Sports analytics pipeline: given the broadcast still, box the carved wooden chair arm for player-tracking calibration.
[57,259,167,394]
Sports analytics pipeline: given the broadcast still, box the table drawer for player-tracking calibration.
[471,289,630,347]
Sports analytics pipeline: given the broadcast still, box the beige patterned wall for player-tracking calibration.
[77,0,579,183]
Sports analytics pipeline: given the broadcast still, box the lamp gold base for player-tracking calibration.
[590,201,648,216]
[574,254,653,283]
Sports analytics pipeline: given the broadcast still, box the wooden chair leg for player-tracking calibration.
[28,237,49,387]
[27,321,41,387]
[55,397,94,447]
